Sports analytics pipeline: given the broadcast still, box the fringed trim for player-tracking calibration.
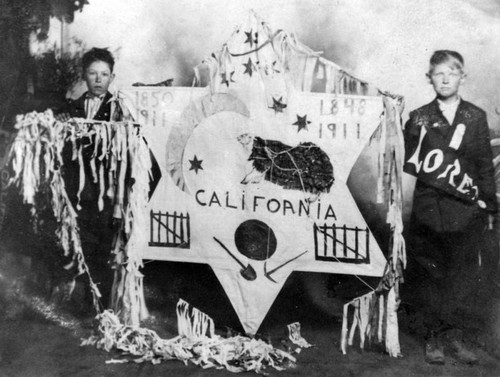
[341,93,406,357]
[378,93,407,270]
[317,57,370,95]
[196,11,368,96]
[8,110,150,316]
[177,298,215,339]
[110,263,148,327]
[82,299,297,373]
[8,110,115,310]
[109,121,152,326]
[340,286,402,357]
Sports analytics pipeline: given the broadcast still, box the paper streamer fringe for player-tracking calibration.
[340,93,406,358]
[8,108,151,324]
[82,299,297,374]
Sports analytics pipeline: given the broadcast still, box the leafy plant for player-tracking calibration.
[34,38,85,97]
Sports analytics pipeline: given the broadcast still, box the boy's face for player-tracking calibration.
[83,60,114,97]
[427,61,465,101]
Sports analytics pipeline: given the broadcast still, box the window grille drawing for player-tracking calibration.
[313,223,370,264]
[149,210,190,248]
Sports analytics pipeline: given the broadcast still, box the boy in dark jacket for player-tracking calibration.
[55,47,117,311]
[57,47,115,122]
[404,50,497,365]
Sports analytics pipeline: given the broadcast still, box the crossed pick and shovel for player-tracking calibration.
[213,237,308,282]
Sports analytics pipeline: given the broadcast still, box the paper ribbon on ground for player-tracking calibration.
[82,299,297,374]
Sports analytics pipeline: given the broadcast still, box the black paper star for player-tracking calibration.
[269,96,287,113]
[243,58,254,77]
[221,71,235,87]
[244,29,258,48]
[292,115,312,132]
[189,155,203,174]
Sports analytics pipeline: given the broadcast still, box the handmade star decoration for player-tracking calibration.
[269,96,287,113]
[292,114,311,132]
[244,29,258,48]
[189,155,203,174]
[119,13,389,336]
[242,58,254,77]
[221,71,235,87]
[121,85,387,335]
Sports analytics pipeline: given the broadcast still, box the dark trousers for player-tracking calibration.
[76,198,116,310]
[403,213,495,336]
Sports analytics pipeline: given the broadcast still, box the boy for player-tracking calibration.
[58,47,117,211]
[403,50,497,365]
[55,48,117,311]
[56,47,115,121]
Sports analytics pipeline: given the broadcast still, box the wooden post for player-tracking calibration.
[354,226,359,260]
[158,211,162,244]
[333,224,337,257]
[313,223,319,259]
[323,224,328,257]
[365,227,369,261]
[186,213,191,247]
[343,224,347,257]
[173,211,177,244]
[150,210,153,244]
[180,213,185,245]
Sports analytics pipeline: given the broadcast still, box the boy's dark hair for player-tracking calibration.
[82,47,115,72]
[429,50,464,72]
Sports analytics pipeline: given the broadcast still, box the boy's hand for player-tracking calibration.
[478,200,496,229]
[55,112,71,122]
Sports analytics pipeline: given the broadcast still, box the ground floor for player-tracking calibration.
[1,253,499,377]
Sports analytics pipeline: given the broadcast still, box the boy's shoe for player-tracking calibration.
[447,339,479,365]
[442,329,479,365]
[424,338,445,365]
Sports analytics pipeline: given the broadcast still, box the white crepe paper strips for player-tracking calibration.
[9,110,102,307]
[82,300,297,374]
[108,118,152,326]
[287,322,313,349]
[177,298,215,339]
[340,94,406,358]
[8,109,151,324]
